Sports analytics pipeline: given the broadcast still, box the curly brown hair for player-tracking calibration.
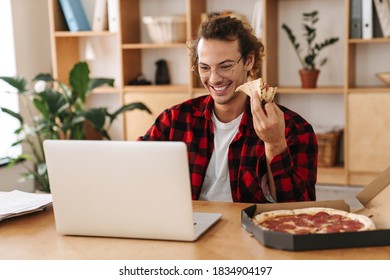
[189,15,265,79]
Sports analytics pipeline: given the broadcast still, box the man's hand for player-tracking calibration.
[250,91,287,159]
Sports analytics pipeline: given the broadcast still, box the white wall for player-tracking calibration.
[277,0,345,129]
[0,0,51,192]
[12,0,52,78]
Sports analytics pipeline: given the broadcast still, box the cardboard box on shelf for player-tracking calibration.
[241,166,390,251]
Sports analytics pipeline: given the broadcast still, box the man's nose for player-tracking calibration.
[208,68,223,83]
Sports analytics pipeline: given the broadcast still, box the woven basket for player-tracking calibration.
[317,130,342,167]
[142,15,186,44]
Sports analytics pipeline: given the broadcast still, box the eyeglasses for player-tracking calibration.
[192,56,244,78]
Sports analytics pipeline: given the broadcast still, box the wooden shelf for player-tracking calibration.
[192,87,207,94]
[54,31,117,37]
[277,87,344,94]
[318,166,345,175]
[349,37,390,44]
[317,166,347,185]
[124,85,189,94]
[348,87,390,94]
[122,43,187,49]
[91,87,121,94]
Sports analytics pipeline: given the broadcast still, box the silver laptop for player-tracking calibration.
[44,140,222,241]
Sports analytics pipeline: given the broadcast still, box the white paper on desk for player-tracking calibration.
[0,190,52,220]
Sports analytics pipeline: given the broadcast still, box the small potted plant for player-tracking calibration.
[282,10,339,88]
[0,61,152,192]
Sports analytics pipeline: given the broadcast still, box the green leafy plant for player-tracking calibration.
[281,10,339,70]
[0,61,152,192]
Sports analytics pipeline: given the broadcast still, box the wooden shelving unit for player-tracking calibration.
[48,0,390,186]
[277,87,344,95]
[262,0,390,186]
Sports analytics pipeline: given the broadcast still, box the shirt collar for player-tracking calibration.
[193,95,253,129]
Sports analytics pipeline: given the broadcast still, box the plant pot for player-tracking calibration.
[299,69,320,88]
[84,121,103,140]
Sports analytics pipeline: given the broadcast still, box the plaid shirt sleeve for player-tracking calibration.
[266,106,318,202]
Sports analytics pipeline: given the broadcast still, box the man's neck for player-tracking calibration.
[213,93,247,123]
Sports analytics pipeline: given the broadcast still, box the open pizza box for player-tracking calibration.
[241,166,390,251]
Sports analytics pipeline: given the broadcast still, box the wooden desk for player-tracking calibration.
[1,201,389,259]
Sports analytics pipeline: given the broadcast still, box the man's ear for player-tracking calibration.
[244,52,255,71]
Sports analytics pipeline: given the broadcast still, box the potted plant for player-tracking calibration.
[0,61,152,192]
[282,10,339,88]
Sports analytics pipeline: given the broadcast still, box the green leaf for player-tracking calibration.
[6,154,33,168]
[20,172,34,180]
[320,58,328,66]
[0,76,27,93]
[88,78,114,92]
[0,107,24,124]
[11,140,24,147]
[281,24,299,50]
[69,125,85,139]
[58,81,72,101]
[41,89,69,115]
[33,73,54,82]
[84,108,106,130]
[100,129,111,140]
[108,102,152,124]
[71,115,85,125]
[33,98,49,118]
[69,61,90,102]
[14,127,23,134]
[304,55,316,69]
[303,10,318,18]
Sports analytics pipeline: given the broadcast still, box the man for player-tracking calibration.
[138,16,317,203]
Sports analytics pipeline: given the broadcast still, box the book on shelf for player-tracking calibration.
[373,1,384,37]
[251,0,263,38]
[107,0,119,32]
[92,0,108,31]
[373,0,390,37]
[350,0,362,38]
[362,0,373,39]
[59,0,91,32]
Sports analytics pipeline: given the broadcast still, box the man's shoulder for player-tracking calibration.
[278,104,314,132]
[170,94,212,113]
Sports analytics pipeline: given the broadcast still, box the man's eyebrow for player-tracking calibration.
[198,59,235,66]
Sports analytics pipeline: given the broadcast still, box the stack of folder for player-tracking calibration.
[59,0,119,32]
[350,0,390,39]
[59,0,91,31]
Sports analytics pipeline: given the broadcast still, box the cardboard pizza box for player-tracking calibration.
[241,166,390,251]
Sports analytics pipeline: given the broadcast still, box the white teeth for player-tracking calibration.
[213,85,229,91]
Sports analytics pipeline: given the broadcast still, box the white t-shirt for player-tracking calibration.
[199,111,243,202]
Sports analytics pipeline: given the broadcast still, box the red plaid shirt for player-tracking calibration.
[138,95,317,203]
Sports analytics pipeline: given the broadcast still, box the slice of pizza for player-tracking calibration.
[235,78,277,104]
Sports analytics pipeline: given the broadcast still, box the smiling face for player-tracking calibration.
[197,38,254,112]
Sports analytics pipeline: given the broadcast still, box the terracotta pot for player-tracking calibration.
[57,122,103,140]
[299,69,320,88]
[84,121,103,140]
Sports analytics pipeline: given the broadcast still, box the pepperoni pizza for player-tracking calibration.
[252,207,375,235]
